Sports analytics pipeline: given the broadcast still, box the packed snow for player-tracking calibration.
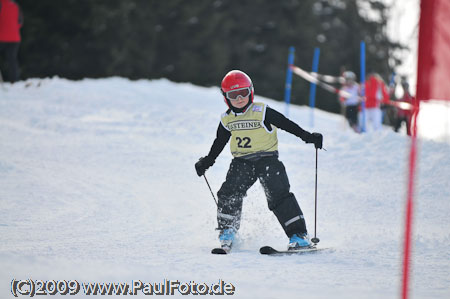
[0,77,449,298]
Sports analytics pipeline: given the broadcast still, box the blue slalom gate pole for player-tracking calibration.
[309,47,320,127]
[360,41,366,133]
[284,47,295,117]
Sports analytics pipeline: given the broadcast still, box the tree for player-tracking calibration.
[18,0,404,114]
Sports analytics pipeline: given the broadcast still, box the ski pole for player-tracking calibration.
[311,147,320,244]
[203,174,218,207]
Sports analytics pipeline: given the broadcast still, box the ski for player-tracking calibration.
[211,246,231,255]
[211,248,228,254]
[259,245,327,255]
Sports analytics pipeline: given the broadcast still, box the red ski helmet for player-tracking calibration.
[221,70,254,108]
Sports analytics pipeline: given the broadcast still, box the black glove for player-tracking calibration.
[195,156,214,177]
[311,132,323,149]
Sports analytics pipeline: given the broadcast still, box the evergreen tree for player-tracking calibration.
[18,0,404,114]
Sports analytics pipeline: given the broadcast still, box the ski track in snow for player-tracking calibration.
[0,77,449,298]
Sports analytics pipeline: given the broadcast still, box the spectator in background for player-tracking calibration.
[363,73,390,131]
[339,71,361,132]
[394,78,414,136]
[0,0,23,83]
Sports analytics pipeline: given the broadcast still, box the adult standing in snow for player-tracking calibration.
[0,0,23,83]
[195,70,323,251]
[363,73,390,131]
[394,78,414,136]
[339,71,361,132]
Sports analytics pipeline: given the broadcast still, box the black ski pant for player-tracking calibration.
[217,156,307,238]
[345,105,358,128]
[0,42,20,83]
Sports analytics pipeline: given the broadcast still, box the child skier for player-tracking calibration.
[195,70,323,251]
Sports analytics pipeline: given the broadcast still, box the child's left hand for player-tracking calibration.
[311,133,323,149]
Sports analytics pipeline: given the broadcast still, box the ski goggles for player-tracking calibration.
[225,87,251,100]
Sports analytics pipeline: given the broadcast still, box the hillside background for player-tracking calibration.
[14,0,404,114]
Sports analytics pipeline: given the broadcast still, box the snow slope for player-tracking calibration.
[0,77,449,298]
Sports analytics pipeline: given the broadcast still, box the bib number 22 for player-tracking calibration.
[236,137,251,148]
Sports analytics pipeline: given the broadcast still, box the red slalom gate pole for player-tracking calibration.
[401,106,419,299]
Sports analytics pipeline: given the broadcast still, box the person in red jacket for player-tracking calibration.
[363,73,390,131]
[0,0,23,82]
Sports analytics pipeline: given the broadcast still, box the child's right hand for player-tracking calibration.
[195,156,214,176]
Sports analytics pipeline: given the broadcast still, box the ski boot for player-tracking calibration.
[219,228,236,250]
[288,233,312,250]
